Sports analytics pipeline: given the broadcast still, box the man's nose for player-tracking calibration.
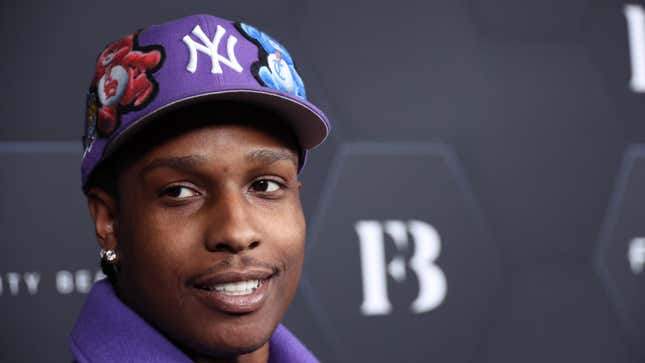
[204,189,261,253]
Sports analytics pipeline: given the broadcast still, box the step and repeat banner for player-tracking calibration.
[1,0,644,362]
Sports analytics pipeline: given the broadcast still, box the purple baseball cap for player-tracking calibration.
[81,13,330,190]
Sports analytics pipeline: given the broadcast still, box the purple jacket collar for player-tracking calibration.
[69,279,318,363]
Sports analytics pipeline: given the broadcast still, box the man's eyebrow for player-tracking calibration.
[246,149,298,167]
[140,155,207,175]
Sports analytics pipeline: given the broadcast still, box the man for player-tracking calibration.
[69,13,330,363]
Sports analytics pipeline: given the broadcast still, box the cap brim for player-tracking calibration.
[104,89,330,158]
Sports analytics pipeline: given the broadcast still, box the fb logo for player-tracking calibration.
[629,237,645,274]
[625,4,645,93]
[183,24,243,75]
[356,220,447,316]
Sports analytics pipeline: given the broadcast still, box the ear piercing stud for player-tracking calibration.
[101,249,118,264]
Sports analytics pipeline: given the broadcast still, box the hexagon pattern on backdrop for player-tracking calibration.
[0,145,99,361]
[302,143,501,363]
[595,145,645,360]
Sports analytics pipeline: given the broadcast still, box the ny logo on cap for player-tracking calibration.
[183,24,243,75]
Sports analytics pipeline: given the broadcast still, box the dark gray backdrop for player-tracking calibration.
[1,0,644,362]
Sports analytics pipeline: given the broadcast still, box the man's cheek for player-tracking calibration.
[284,242,305,282]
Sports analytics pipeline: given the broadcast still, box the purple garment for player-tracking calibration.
[69,279,318,363]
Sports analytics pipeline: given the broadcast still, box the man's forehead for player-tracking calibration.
[140,147,298,174]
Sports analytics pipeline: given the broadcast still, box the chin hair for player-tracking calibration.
[182,334,269,360]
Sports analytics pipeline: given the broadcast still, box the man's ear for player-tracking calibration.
[87,187,118,251]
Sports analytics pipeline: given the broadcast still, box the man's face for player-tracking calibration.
[108,115,305,359]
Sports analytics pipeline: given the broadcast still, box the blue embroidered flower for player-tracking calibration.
[238,23,307,99]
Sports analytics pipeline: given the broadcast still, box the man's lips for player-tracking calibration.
[191,269,275,288]
[189,268,276,314]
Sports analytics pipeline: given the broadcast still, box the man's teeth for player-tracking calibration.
[203,280,264,295]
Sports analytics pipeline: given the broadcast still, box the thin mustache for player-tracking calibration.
[199,255,282,277]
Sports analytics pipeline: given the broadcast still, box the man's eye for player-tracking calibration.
[251,179,281,193]
[162,185,198,198]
